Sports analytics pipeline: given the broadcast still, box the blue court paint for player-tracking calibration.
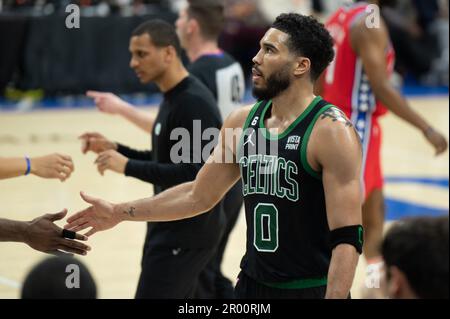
[385,198,448,220]
[401,76,449,97]
[385,176,449,188]
[385,176,449,220]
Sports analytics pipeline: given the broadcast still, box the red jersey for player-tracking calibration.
[322,3,396,197]
[322,2,395,121]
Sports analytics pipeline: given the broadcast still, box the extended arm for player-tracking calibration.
[65,107,251,236]
[0,218,28,242]
[0,154,74,181]
[79,132,151,161]
[87,91,156,134]
[118,159,240,222]
[351,19,447,155]
[68,159,240,237]
[0,211,90,256]
[123,160,202,187]
[0,157,29,179]
[92,94,230,185]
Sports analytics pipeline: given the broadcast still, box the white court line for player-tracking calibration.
[0,276,21,289]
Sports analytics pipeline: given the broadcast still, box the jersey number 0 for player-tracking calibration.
[254,203,279,252]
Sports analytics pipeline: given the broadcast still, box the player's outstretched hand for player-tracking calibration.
[31,153,74,182]
[424,127,448,156]
[79,132,117,155]
[86,91,131,115]
[25,209,90,256]
[94,150,128,176]
[65,192,121,237]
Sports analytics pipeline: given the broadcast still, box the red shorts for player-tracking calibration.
[361,117,383,199]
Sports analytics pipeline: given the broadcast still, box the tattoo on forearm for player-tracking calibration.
[321,108,353,128]
[123,206,136,218]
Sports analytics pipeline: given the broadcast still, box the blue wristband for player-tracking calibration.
[25,157,31,176]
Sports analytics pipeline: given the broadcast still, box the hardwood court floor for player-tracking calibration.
[0,97,448,299]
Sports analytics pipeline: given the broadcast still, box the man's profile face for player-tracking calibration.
[175,8,191,49]
[251,28,294,100]
[129,33,166,84]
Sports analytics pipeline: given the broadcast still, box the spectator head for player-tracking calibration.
[21,256,97,299]
[381,215,449,299]
[129,19,182,84]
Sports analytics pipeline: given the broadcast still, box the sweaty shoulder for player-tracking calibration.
[307,106,362,171]
[313,106,359,143]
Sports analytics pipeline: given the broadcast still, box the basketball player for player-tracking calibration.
[0,155,89,255]
[318,1,448,265]
[175,0,245,298]
[67,13,364,299]
[80,20,224,299]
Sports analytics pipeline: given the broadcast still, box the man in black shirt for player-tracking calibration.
[175,0,245,299]
[86,0,246,299]
[80,20,224,298]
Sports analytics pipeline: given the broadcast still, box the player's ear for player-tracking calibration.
[164,46,176,63]
[293,57,311,77]
[188,18,199,35]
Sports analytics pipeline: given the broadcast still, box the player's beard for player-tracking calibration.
[252,64,291,101]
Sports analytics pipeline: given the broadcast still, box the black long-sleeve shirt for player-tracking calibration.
[117,76,225,249]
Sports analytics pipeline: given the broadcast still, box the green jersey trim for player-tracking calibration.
[238,100,265,152]
[300,104,332,180]
[259,96,322,141]
[262,276,328,289]
[244,100,264,131]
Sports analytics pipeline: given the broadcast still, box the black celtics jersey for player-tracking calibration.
[238,96,333,288]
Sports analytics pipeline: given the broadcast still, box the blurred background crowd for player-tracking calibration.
[0,0,448,105]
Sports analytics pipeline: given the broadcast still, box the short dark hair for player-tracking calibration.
[132,19,182,57]
[21,256,97,299]
[187,0,225,41]
[382,215,449,299]
[272,13,335,81]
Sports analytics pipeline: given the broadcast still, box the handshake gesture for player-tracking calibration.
[64,192,121,238]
